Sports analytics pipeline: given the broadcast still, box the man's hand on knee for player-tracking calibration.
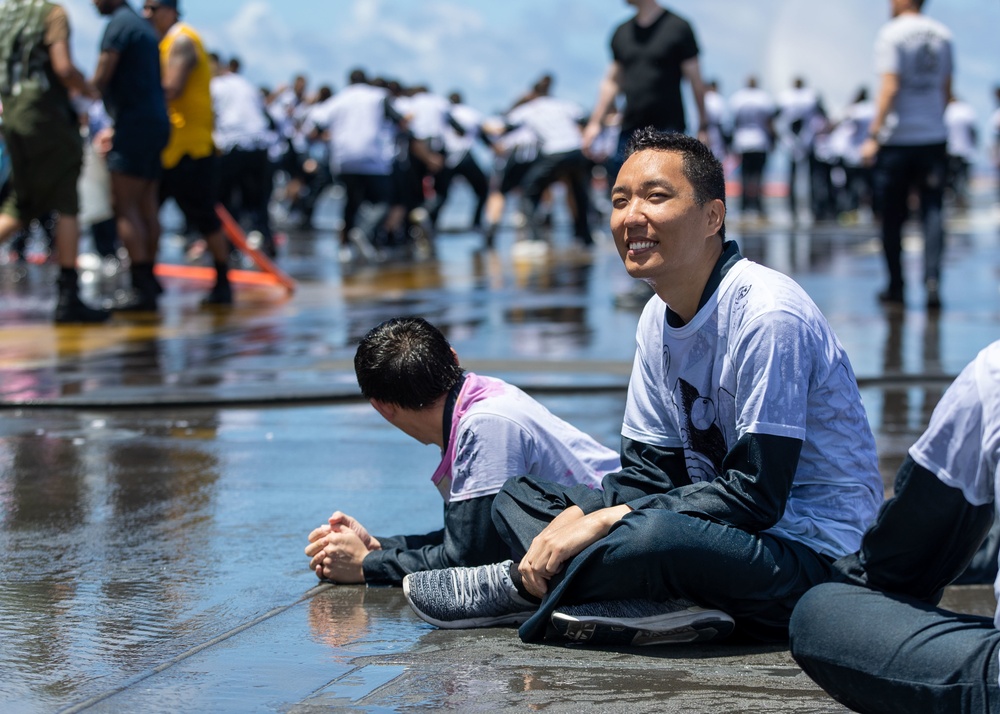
[519,505,632,598]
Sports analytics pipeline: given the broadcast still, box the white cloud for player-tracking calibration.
[217,1,310,88]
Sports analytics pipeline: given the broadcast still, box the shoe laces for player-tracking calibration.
[451,562,506,611]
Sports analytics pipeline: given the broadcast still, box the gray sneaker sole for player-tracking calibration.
[402,576,534,630]
[550,607,735,646]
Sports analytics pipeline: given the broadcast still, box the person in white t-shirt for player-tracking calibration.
[830,87,876,216]
[791,339,1000,713]
[426,92,489,231]
[401,130,882,646]
[992,86,1000,203]
[703,79,729,163]
[503,80,594,244]
[209,54,276,256]
[304,317,620,586]
[862,0,953,310]
[944,95,978,210]
[303,68,401,260]
[776,78,826,222]
[729,76,776,219]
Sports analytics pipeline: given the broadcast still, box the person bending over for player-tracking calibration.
[305,317,620,586]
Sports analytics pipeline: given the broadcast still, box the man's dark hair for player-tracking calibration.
[355,317,464,410]
[624,128,727,239]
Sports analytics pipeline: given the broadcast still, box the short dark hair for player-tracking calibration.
[624,128,727,239]
[355,317,464,410]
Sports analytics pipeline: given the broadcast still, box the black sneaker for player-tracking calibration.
[402,561,536,629]
[877,287,904,306]
[925,280,942,310]
[201,281,233,306]
[550,599,735,646]
[54,296,111,324]
[112,291,159,312]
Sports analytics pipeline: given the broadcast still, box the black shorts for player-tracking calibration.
[1,120,82,221]
[159,154,222,235]
[106,119,170,181]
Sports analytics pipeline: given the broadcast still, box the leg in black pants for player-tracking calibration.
[492,476,833,644]
[790,582,1000,714]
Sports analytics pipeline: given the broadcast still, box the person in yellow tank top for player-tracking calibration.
[144,0,233,306]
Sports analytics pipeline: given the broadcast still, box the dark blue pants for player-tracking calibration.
[492,476,833,643]
[790,582,1000,714]
[872,143,947,293]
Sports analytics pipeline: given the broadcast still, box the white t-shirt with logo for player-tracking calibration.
[874,13,953,146]
[623,258,882,558]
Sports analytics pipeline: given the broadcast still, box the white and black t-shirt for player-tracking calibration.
[623,258,882,558]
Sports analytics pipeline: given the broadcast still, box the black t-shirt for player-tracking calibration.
[611,9,699,135]
[99,3,168,125]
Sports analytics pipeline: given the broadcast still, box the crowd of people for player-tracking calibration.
[2,0,999,322]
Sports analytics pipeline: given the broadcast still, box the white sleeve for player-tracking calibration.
[621,305,683,448]
[909,361,991,506]
[874,27,899,75]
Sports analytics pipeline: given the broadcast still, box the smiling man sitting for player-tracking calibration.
[402,129,884,647]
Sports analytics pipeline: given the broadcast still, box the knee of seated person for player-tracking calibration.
[789,582,857,653]
[609,508,701,552]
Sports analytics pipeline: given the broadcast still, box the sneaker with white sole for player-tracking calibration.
[550,598,734,646]
[403,560,536,629]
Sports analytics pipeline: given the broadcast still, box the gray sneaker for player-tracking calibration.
[551,599,734,646]
[403,560,536,629]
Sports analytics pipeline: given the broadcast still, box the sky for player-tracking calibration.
[62,0,999,150]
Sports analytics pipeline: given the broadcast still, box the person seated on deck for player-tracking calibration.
[304,316,620,586]
[790,339,1000,714]
[399,130,883,647]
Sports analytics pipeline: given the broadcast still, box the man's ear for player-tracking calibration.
[704,198,726,238]
[450,348,460,367]
[370,398,396,422]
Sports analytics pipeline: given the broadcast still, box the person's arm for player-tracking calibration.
[161,33,197,102]
[91,50,120,96]
[571,437,691,514]
[626,431,801,532]
[861,72,899,165]
[361,495,509,585]
[582,61,623,154]
[48,39,96,98]
[835,456,993,603]
[681,56,709,145]
[518,502,631,597]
